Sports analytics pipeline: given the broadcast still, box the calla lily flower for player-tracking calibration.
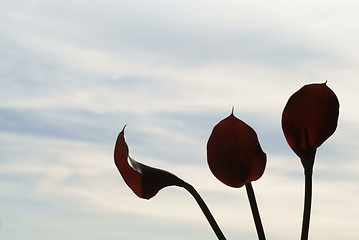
[114,126,227,239]
[207,112,267,188]
[114,126,184,199]
[281,81,339,169]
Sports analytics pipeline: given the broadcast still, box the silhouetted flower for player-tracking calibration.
[281,81,339,169]
[114,126,184,199]
[207,112,267,188]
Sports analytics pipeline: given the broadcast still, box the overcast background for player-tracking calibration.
[1,1,358,240]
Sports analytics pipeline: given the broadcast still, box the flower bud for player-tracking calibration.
[281,82,339,169]
[207,112,266,188]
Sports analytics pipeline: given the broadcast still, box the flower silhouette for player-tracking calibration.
[113,81,341,240]
[207,112,267,188]
[282,82,339,240]
[114,126,227,239]
[281,81,339,169]
[114,126,184,199]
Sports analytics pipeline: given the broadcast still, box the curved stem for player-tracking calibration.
[245,183,266,240]
[181,181,226,240]
[300,168,313,240]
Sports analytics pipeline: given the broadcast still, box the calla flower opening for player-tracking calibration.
[114,127,227,239]
[281,81,339,168]
[207,112,267,188]
[114,126,184,199]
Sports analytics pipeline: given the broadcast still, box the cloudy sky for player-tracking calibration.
[1,1,358,239]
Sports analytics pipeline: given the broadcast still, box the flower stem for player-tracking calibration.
[245,183,266,240]
[300,168,313,240]
[181,181,226,240]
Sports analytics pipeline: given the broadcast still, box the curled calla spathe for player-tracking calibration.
[207,112,267,188]
[281,81,339,169]
[114,126,184,199]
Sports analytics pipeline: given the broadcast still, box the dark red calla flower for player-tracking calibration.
[207,112,267,188]
[114,126,184,199]
[281,81,339,169]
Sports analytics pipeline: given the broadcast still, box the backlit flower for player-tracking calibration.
[114,126,184,199]
[281,81,339,169]
[207,112,267,188]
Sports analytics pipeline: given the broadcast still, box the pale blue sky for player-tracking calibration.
[1,1,358,239]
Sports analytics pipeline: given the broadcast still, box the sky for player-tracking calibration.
[0,0,358,239]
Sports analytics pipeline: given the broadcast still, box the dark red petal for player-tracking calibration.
[114,127,184,199]
[114,126,142,197]
[207,113,267,188]
[282,82,339,163]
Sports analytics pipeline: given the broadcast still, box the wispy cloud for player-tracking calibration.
[1,0,358,239]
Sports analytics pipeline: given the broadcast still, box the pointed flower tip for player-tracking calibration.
[281,82,339,167]
[207,112,266,188]
[114,128,183,199]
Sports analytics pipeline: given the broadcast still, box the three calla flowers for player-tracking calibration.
[114,81,339,240]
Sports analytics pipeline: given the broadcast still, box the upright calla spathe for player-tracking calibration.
[281,81,339,240]
[207,111,267,188]
[207,111,267,240]
[281,81,339,169]
[114,126,184,199]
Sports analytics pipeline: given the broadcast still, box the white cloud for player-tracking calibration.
[1,0,359,239]
[1,126,358,239]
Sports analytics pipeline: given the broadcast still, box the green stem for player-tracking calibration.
[181,181,226,240]
[245,183,266,240]
[300,168,313,240]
